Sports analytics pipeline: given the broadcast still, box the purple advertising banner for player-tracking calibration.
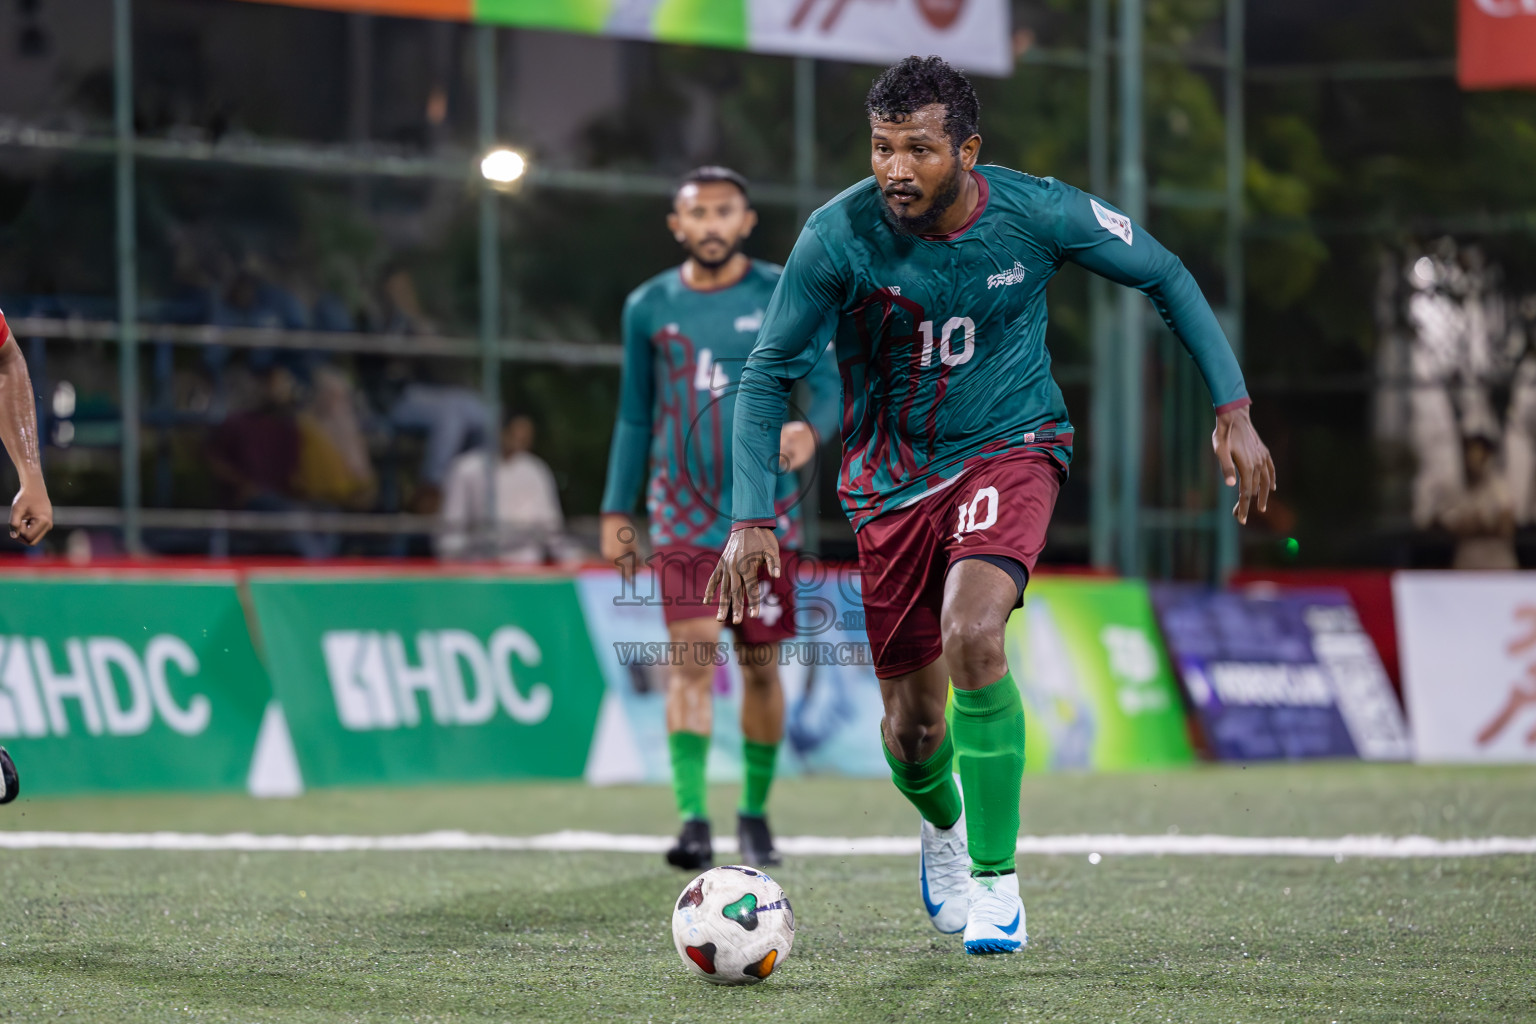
[1151,585,1410,763]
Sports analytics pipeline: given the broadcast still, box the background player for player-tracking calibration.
[709,57,1275,953]
[0,307,56,805]
[600,166,839,869]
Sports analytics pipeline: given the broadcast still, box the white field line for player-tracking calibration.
[0,829,1533,858]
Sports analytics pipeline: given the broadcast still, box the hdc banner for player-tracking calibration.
[247,575,607,786]
[1459,0,1536,91]
[1395,572,1536,763]
[0,576,271,795]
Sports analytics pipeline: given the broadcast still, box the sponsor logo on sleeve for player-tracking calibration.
[1090,198,1134,246]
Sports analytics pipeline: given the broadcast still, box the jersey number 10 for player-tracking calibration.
[918,317,976,368]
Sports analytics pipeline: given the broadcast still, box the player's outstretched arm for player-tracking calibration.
[704,525,780,625]
[1055,184,1275,524]
[0,329,52,545]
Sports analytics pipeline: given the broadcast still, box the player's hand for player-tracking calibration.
[778,422,818,473]
[1212,405,1276,526]
[600,513,641,584]
[10,477,53,545]
[704,526,780,625]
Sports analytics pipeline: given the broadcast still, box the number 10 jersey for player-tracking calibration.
[730,164,1252,534]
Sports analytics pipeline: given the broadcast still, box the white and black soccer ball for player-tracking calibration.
[671,865,795,985]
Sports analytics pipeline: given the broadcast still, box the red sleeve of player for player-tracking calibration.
[0,309,10,348]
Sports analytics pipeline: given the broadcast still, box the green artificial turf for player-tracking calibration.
[1,764,1533,1022]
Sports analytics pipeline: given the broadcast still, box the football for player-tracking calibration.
[671,865,796,985]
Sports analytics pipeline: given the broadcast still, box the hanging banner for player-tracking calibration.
[233,0,1014,75]
[1153,585,1411,763]
[1459,0,1536,91]
[1006,578,1194,772]
[1395,572,1536,763]
[246,574,607,787]
[0,575,271,796]
[575,565,888,785]
[578,569,1191,782]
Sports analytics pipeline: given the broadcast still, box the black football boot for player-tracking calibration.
[666,819,713,870]
[736,813,782,868]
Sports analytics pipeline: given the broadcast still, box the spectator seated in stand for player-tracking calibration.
[212,259,312,376]
[295,365,378,512]
[436,412,565,564]
[370,264,489,513]
[1438,432,1519,570]
[205,364,338,559]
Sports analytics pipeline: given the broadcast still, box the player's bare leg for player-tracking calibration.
[736,643,784,866]
[940,558,1029,954]
[879,656,971,934]
[664,616,722,869]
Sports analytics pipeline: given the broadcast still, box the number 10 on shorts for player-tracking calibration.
[954,485,999,541]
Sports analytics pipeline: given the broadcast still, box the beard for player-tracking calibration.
[683,235,742,270]
[879,162,966,237]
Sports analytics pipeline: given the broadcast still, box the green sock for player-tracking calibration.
[883,728,963,830]
[668,731,709,823]
[950,672,1026,874]
[739,740,779,817]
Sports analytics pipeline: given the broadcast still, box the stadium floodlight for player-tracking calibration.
[480,148,527,185]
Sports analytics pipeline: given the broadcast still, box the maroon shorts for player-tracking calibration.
[854,448,1064,678]
[652,544,799,645]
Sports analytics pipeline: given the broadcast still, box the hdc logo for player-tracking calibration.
[322,628,553,731]
[0,634,211,737]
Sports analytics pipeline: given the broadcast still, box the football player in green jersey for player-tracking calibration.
[709,57,1275,953]
[600,167,839,870]
[0,309,55,805]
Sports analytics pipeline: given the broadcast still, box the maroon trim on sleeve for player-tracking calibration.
[731,518,777,532]
[919,170,989,242]
[1214,397,1252,415]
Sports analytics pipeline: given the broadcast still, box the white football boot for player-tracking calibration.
[918,811,970,934]
[963,871,1027,955]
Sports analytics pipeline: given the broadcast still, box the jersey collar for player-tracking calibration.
[677,257,753,293]
[918,170,988,243]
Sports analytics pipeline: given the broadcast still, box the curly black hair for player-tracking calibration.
[865,56,980,152]
[676,165,750,204]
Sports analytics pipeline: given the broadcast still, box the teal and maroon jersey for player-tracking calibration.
[730,165,1251,533]
[601,259,840,551]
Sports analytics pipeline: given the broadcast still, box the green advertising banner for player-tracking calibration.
[0,575,271,795]
[1004,577,1194,772]
[247,575,607,787]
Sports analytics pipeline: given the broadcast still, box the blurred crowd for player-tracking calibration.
[14,246,579,564]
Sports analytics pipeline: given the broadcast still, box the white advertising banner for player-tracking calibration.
[1394,571,1536,763]
[750,0,1012,76]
